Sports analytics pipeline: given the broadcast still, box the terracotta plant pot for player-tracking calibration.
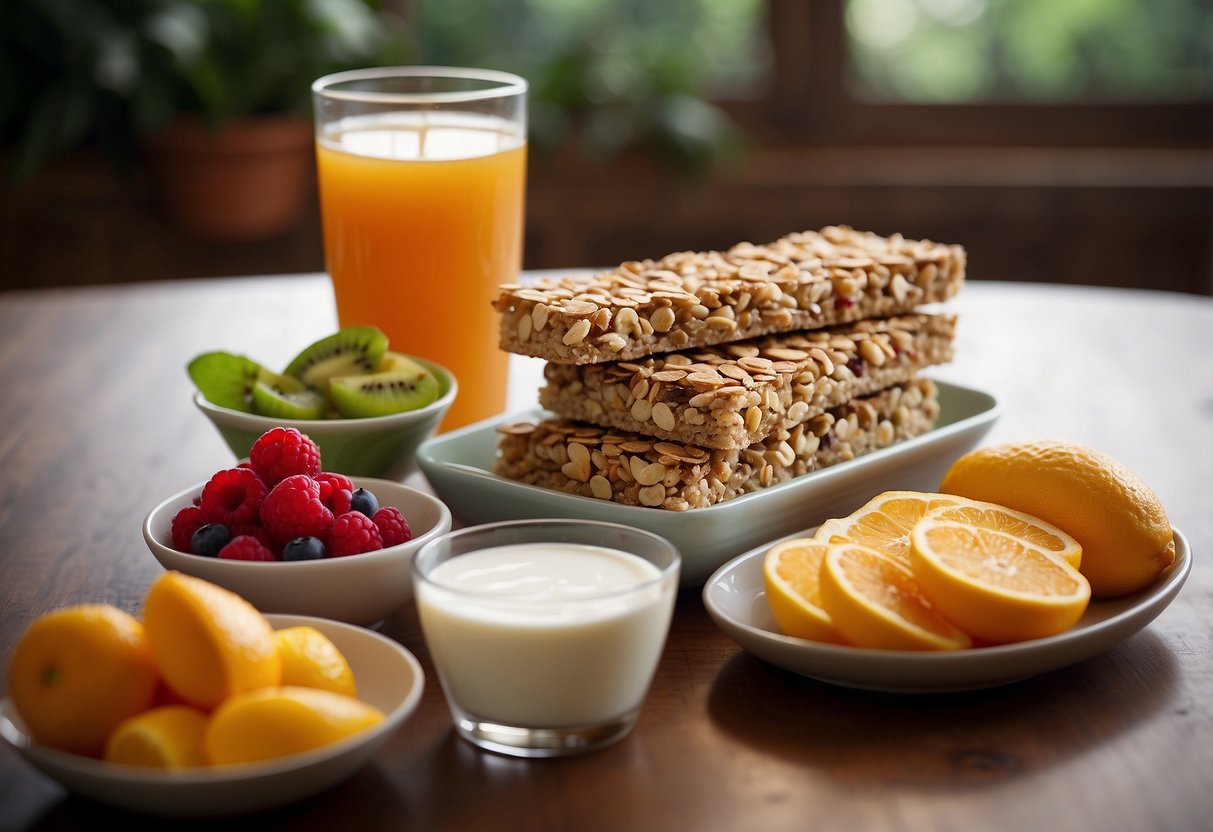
[144,113,314,242]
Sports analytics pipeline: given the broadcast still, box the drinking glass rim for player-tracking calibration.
[313,66,528,104]
[412,518,681,601]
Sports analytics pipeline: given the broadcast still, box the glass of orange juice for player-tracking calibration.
[311,67,527,431]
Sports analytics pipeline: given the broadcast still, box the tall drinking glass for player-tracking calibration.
[311,67,527,432]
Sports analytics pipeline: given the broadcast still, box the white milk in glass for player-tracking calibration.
[416,542,676,728]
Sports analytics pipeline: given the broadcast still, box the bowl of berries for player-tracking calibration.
[188,326,456,480]
[142,427,452,626]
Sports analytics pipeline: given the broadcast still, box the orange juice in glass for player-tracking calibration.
[312,67,527,431]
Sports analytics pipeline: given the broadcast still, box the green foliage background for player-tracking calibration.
[411,0,767,174]
[2,0,1207,184]
[0,0,408,181]
[845,0,1212,102]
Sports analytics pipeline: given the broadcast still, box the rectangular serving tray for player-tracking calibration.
[417,380,1000,585]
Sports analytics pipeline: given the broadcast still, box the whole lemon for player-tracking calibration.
[939,441,1175,598]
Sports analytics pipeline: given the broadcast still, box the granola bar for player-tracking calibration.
[495,226,965,364]
[538,313,955,450]
[494,379,940,511]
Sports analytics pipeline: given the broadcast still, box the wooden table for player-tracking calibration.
[1,275,1209,831]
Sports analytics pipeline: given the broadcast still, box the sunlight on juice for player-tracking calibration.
[316,113,526,431]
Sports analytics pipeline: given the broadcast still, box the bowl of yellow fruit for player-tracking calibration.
[1,573,424,817]
[189,325,456,480]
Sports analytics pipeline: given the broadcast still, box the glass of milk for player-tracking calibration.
[413,518,681,757]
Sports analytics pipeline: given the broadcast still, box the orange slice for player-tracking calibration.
[925,497,1082,570]
[909,519,1091,643]
[104,705,210,768]
[141,572,281,710]
[275,626,357,697]
[205,686,384,765]
[762,538,845,643]
[818,542,972,651]
[815,490,963,566]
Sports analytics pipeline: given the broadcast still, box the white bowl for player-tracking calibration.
[143,477,451,626]
[0,614,424,818]
[193,356,457,480]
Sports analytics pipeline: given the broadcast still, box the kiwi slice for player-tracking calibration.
[328,352,441,418]
[251,372,329,419]
[188,352,265,412]
[283,326,388,396]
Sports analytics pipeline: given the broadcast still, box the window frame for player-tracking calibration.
[730,0,1211,150]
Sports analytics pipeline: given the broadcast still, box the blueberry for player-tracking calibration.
[349,487,378,517]
[283,536,326,561]
[191,523,231,557]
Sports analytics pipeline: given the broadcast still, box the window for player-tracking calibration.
[402,0,1212,293]
[846,0,1212,104]
[754,0,1212,147]
[410,0,772,165]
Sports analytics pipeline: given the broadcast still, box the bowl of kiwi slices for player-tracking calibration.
[188,326,456,480]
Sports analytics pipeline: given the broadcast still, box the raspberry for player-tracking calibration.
[328,511,383,557]
[260,474,334,546]
[372,507,412,547]
[316,474,357,516]
[315,472,354,504]
[326,488,354,516]
[249,427,322,487]
[171,505,205,552]
[219,535,277,562]
[230,522,275,553]
[199,467,268,527]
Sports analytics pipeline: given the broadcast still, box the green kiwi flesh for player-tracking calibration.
[283,326,388,396]
[188,352,265,412]
[251,372,329,419]
[328,352,441,417]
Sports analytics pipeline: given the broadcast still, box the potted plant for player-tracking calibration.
[1,0,411,241]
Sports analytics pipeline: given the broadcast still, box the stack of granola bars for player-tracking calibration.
[489,226,966,511]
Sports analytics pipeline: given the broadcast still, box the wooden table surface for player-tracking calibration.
[0,274,1209,832]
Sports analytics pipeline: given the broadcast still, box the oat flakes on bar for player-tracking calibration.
[539,313,955,450]
[495,226,966,365]
[494,379,940,511]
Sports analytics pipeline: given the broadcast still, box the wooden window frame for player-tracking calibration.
[729,0,1211,150]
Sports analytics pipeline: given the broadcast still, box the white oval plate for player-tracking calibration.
[702,527,1191,693]
[0,614,424,817]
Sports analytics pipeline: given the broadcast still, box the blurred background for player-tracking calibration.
[2,0,1210,293]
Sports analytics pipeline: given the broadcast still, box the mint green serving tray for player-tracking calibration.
[417,380,1000,585]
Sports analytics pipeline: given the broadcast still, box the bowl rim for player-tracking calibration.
[192,355,458,429]
[143,475,453,572]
